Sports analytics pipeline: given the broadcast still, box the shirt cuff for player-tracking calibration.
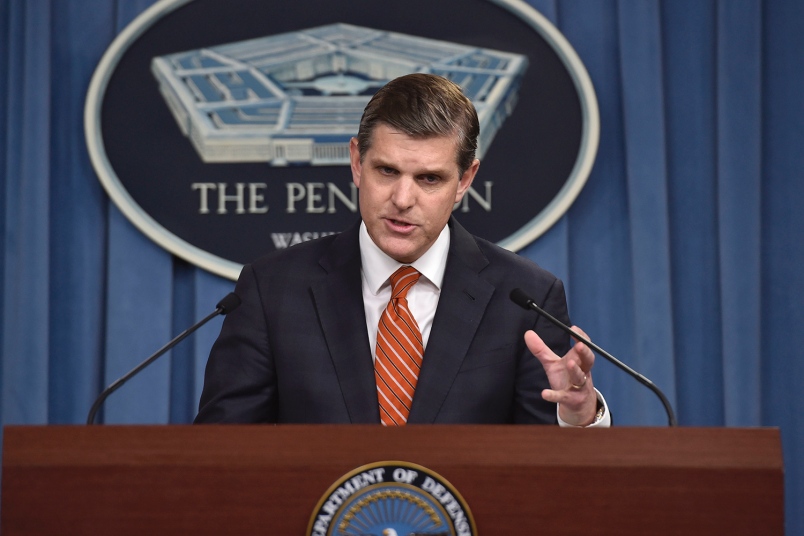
[557,388,611,428]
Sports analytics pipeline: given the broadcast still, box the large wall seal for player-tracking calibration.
[86,0,598,280]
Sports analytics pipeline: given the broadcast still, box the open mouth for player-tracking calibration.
[386,218,415,231]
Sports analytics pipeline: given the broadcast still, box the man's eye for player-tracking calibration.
[379,166,396,175]
[420,175,440,184]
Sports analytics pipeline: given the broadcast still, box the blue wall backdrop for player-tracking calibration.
[2,0,802,533]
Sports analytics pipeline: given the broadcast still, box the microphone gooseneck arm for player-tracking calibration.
[510,288,677,426]
[86,293,241,425]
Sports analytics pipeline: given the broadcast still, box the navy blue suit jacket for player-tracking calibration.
[195,218,571,424]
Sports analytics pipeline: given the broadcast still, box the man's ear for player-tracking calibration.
[454,158,480,204]
[349,138,362,188]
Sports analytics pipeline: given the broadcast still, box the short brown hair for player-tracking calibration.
[356,73,480,175]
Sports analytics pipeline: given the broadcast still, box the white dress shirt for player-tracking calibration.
[359,222,449,353]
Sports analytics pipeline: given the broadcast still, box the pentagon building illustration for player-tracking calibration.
[151,23,528,165]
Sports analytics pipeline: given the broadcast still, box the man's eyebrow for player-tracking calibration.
[416,166,455,178]
[369,156,396,169]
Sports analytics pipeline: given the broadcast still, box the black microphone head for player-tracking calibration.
[216,293,242,315]
[510,288,534,310]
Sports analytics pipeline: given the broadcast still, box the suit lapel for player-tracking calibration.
[408,219,494,423]
[310,222,379,423]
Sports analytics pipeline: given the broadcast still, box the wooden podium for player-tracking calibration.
[2,426,783,535]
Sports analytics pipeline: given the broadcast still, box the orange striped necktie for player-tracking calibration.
[375,265,423,426]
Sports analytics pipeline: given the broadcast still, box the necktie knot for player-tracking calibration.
[389,265,420,300]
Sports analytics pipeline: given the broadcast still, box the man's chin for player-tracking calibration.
[377,239,421,264]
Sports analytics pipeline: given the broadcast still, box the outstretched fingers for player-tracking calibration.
[525,328,598,425]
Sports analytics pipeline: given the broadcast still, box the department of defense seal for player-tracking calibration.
[308,461,476,536]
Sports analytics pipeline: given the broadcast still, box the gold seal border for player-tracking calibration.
[306,460,478,536]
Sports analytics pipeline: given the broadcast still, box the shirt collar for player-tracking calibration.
[359,221,451,295]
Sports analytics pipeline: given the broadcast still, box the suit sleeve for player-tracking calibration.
[194,264,277,423]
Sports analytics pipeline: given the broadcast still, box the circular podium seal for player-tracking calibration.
[308,461,476,536]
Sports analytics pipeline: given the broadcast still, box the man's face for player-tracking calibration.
[350,123,479,263]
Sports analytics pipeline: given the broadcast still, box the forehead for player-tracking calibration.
[365,124,461,174]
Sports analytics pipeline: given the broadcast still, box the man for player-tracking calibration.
[195,73,609,427]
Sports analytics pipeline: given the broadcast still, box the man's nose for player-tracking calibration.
[390,177,415,209]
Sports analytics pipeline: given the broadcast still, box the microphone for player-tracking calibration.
[86,293,241,425]
[510,288,677,426]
